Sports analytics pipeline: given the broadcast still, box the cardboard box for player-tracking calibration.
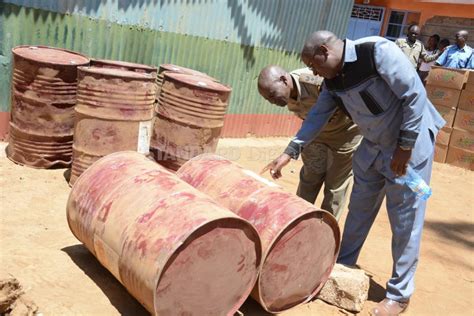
[434,104,457,127]
[426,85,462,107]
[434,143,448,163]
[446,146,474,170]
[436,127,452,146]
[466,70,474,89]
[453,109,474,132]
[449,128,474,152]
[426,66,468,90]
[458,89,474,111]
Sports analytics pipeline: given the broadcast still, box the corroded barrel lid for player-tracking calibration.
[158,63,217,81]
[163,72,231,93]
[90,58,157,74]
[78,66,155,81]
[12,45,90,66]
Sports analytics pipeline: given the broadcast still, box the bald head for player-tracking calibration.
[301,31,344,79]
[258,65,287,90]
[301,31,339,61]
[407,24,420,43]
[456,30,469,48]
[257,65,293,107]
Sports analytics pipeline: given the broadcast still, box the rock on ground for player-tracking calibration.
[0,274,38,316]
[317,264,370,313]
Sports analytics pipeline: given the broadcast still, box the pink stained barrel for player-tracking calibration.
[176,154,340,313]
[67,151,261,315]
[7,45,90,168]
[70,66,156,185]
[151,73,230,170]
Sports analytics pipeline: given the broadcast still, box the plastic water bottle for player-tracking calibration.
[395,166,432,200]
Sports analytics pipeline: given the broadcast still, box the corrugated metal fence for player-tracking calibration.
[0,0,353,138]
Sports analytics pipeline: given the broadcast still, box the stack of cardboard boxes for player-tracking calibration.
[426,66,474,171]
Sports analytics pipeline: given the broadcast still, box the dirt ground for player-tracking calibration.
[1,138,473,316]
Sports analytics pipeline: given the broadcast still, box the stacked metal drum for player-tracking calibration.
[70,66,157,185]
[7,46,89,168]
[151,69,231,170]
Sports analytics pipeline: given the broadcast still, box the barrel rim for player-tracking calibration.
[153,216,263,315]
[257,208,340,313]
[163,72,231,92]
[158,63,213,79]
[90,58,158,73]
[78,66,155,81]
[12,45,90,66]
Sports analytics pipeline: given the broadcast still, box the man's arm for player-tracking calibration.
[262,88,337,179]
[374,39,428,175]
[420,44,440,63]
[435,47,448,66]
[284,88,337,158]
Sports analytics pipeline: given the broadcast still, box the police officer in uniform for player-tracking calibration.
[258,65,361,220]
[263,31,445,315]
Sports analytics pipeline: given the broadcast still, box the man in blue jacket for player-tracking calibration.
[263,31,445,315]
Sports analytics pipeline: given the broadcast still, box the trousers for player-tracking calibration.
[338,150,434,301]
[297,140,355,220]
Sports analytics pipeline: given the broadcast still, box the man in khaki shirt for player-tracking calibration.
[257,65,361,220]
[395,24,439,68]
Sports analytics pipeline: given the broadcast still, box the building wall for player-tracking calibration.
[354,0,474,37]
[421,16,474,47]
[0,0,354,139]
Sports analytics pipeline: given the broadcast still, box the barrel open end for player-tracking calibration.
[154,218,262,316]
[258,211,340,313]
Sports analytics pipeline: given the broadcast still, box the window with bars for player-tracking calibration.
[351,5,384,21]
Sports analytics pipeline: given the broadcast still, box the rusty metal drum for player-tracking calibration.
[7,45,90,168]
[90,59,157,76]
[70,66,157,185]
[177,154,340,313]
[156,64,215,96]
[151,73,231,170]
[67,151,261,315]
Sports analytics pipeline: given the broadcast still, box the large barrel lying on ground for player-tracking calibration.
[70,67,156,185]
[90,59,157,75]
[67,151,261,315]
[177,154,340,313]
[151,73,230,170]
[7,45,90,168]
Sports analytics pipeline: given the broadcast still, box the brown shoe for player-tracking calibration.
[370,298,409,316]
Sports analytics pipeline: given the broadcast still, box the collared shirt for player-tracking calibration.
[436,44,473,69]
[419,49,439,72]
[287,68,360,150]
[284,37,446,171]
[395,38,438,68]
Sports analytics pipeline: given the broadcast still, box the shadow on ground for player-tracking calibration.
[239,297,272,316]
[424,220,474,250]
[367,276,386,303]
[61,244,148,316]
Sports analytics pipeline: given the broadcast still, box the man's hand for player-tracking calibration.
[261,153,291,180]
[391,147,412,176]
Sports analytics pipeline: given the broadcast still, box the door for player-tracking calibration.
[347,4,385,40]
